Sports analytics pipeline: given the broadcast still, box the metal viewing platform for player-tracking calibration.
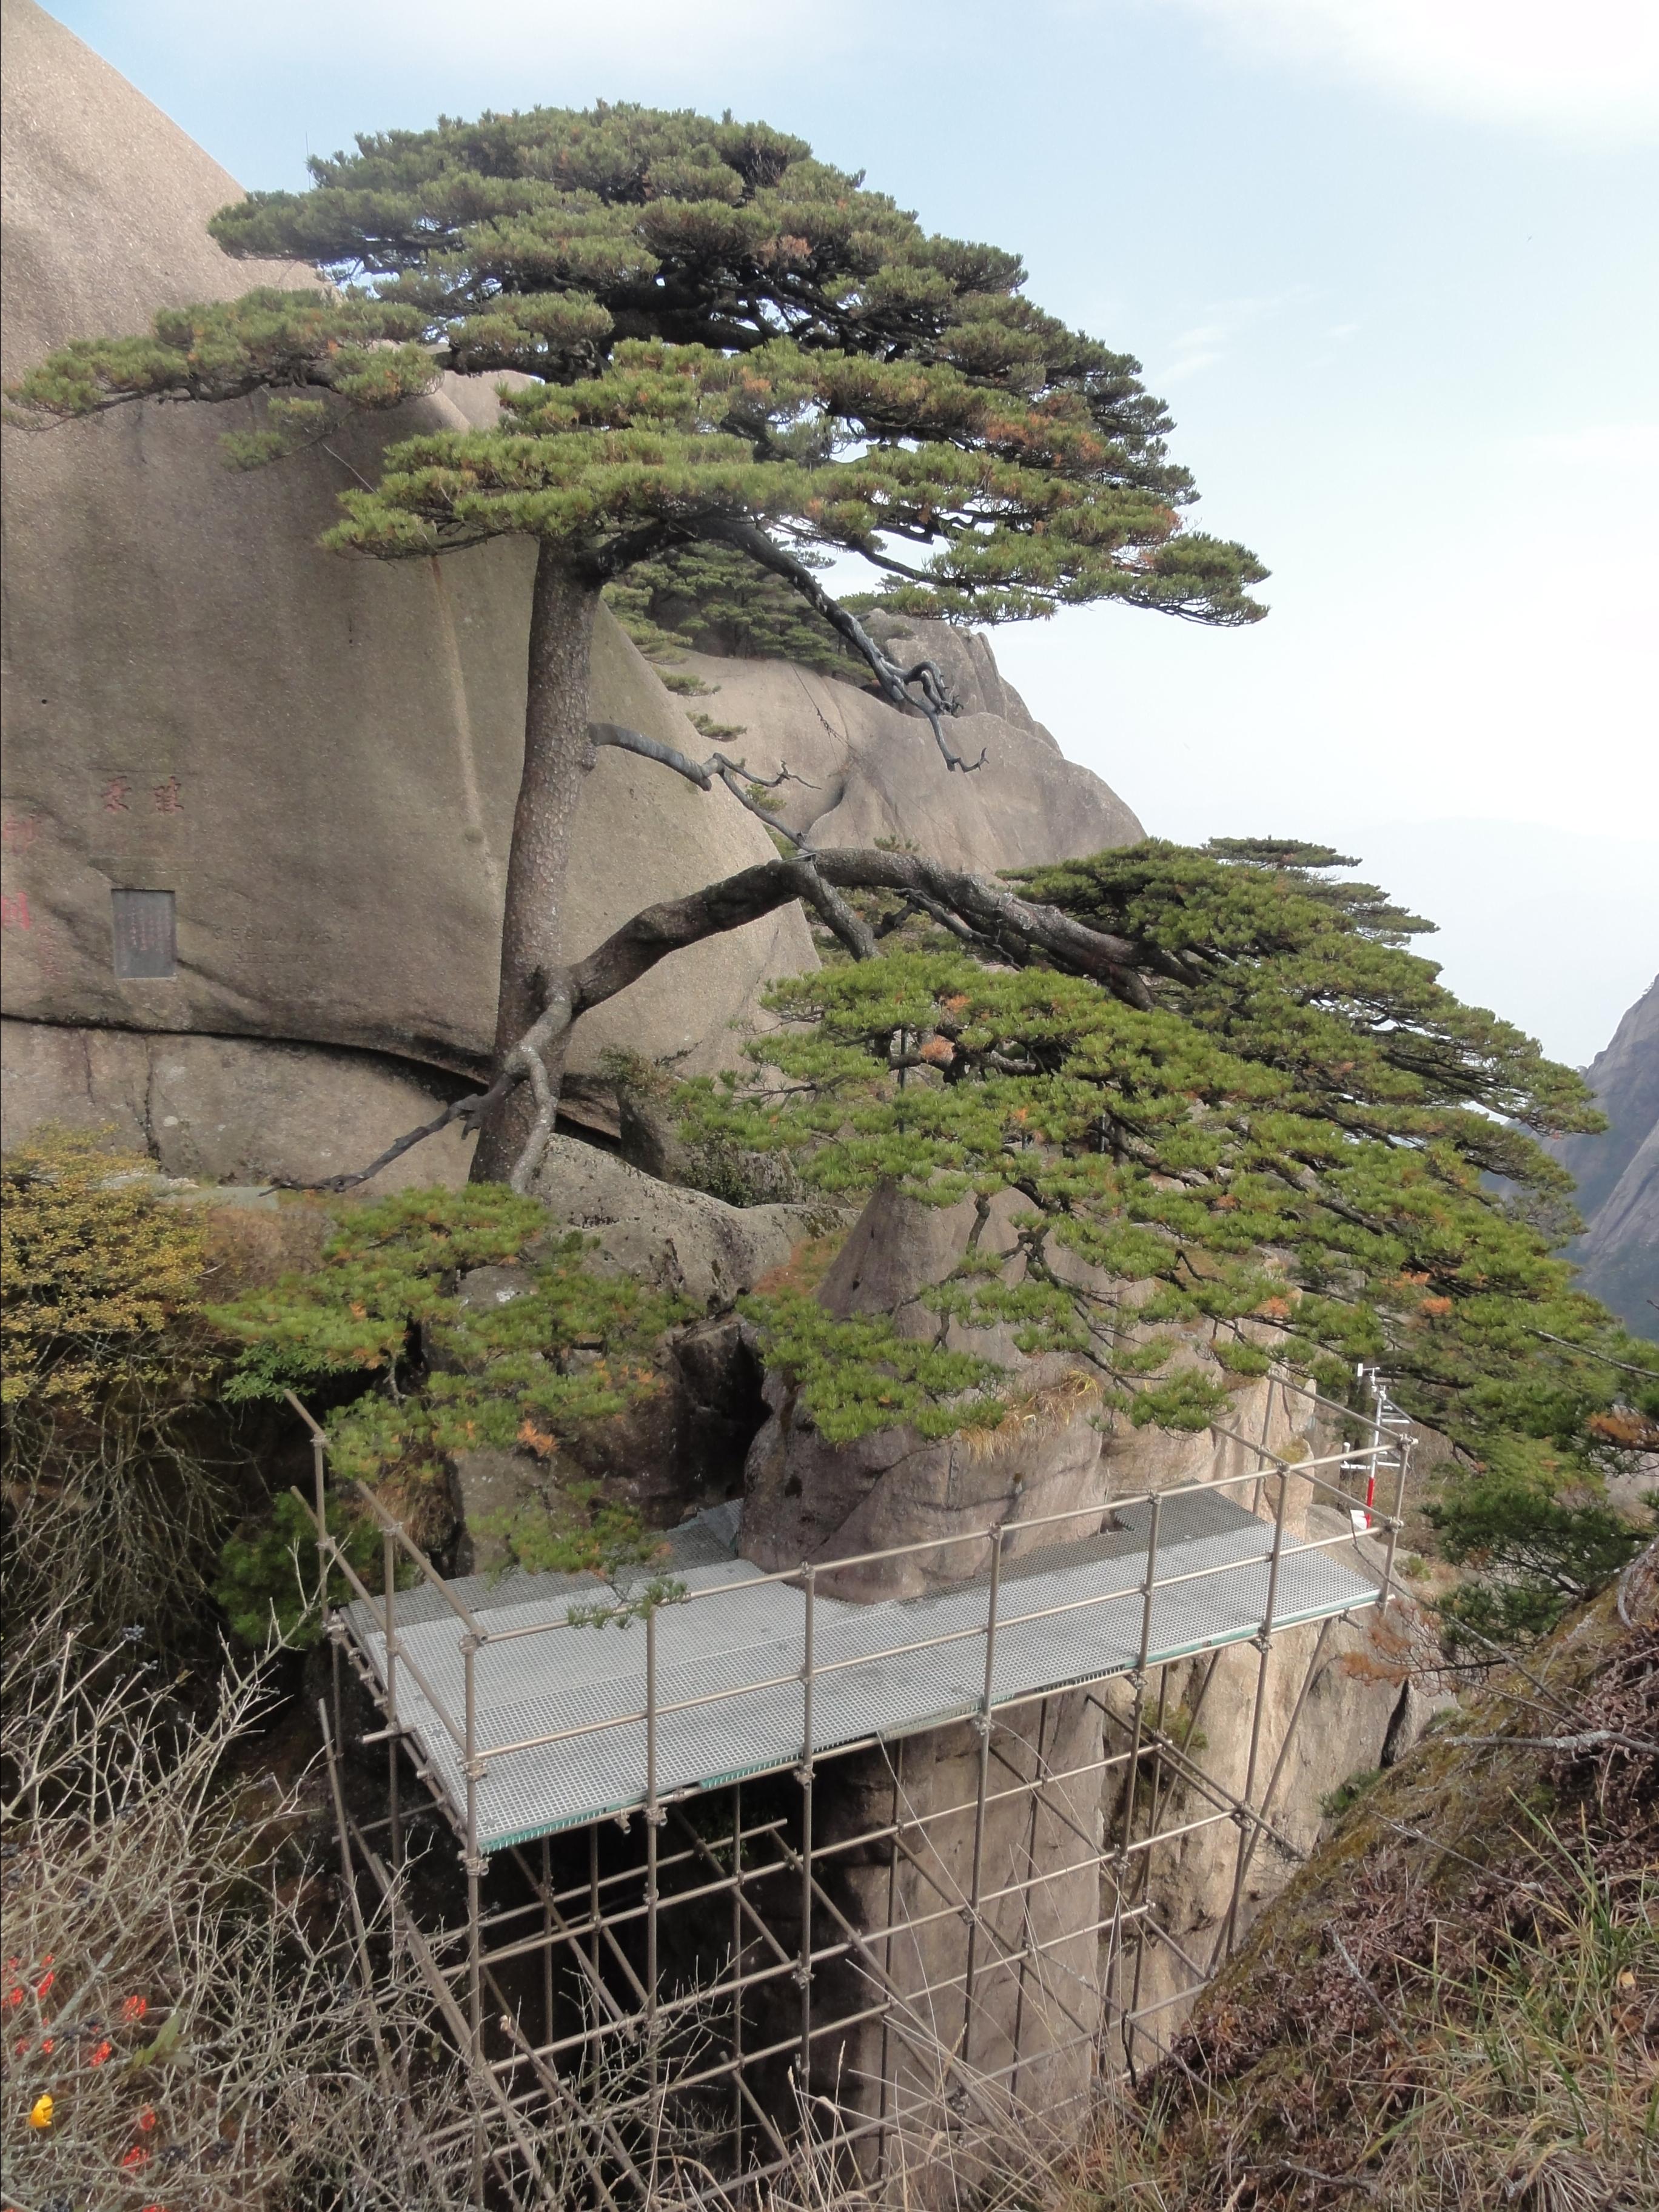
[343,1483,1383,1851]
[300,1366,1411,2208]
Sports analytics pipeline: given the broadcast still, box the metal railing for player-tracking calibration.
[293,1364,1410,2205]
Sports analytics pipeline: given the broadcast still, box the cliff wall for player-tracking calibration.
[1547,978,1659,1335]
[0,0,1144,1186]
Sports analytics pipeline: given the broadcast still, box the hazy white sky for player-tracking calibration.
[47,0,1659,1065]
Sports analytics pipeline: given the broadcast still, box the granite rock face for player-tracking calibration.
[1546,977,1659,1335]
[0,0,1147,1185]
[739,1179,1441,2174]
[0,1016,478,1189]
[740,1180,1327,1597]
[529,1134,829,1313]
[0,0,811,1159]
[741,1184,1118,1596]
[448,1139,833,1566]
[668,617,1144,876]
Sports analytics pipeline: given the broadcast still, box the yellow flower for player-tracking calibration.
[28,2091,54,2129]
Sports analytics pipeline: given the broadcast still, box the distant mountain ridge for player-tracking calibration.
[1548,977,1659,1336]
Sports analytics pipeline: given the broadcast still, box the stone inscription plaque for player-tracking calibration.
[111,888,176,980]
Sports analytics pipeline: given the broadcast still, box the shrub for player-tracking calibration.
[1,1127,232,1635]
[0,1610,471,2209]
[215,1491,383,1647]
[212,1186,694,1574]
[0,1125,209,1413]
[1427,1442,1657,1647]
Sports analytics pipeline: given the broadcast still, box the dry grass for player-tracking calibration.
[962,1367,1103,1462]
[1045,1571,1659,2212]
[0,1612,475,2210]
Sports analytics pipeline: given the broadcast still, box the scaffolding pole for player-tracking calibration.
[293,1367,1404,2204]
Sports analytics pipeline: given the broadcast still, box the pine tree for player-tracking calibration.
[7,103,1265,1179]
[669,838,1659,1621]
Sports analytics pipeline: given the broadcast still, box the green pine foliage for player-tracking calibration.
[212,1187,692,1566]
[604,540,860,677]
[680,843,1659,1552]
[742,1289,1009,1446]
[8,104,1265,632]
[1425,1447,1657,1647]
[215,1490,381,1647]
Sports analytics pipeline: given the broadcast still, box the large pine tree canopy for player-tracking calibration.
[7,101,1266,632]
[674,841,1658,1523]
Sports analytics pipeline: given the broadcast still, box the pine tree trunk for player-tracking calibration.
[470,546,600,1184]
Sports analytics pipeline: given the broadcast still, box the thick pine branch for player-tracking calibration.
[277,846,1159,1193]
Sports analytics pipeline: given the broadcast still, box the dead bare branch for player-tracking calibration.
[270,1079,506,1195]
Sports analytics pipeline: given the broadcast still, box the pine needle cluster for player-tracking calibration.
[213,1187,693,1572]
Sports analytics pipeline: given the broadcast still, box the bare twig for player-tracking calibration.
[706,754,809,848]
[1530,1330,1659,1378]
[270,1080,506,1195]
[1330,1931,1395,2023]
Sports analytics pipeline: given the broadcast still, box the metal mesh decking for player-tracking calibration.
[343,1487,1380,1851]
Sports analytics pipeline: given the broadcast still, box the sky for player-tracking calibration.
[48,0,1659,1067]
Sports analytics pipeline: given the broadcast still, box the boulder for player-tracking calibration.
[0,1016,477,1190]
[529,1134,832,1312]
[864,609,1065,749]
[665,614,1144,876]
[0,0,813,1151]
[443,1138,839,1565]
[739,1177,1324,1595]
[742,1184,1113,1595]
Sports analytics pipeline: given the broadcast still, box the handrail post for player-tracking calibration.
[796,1561,816,2093]
[962,1521,1004,2064]
[1106,1490,1162,2036]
